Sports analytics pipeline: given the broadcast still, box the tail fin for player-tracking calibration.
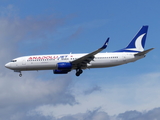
[116,26,148,52]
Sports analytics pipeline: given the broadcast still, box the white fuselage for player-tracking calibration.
[5,52,144,71]
[5,26,152,77]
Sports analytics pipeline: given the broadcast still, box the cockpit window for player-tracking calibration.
[11,60,17,62]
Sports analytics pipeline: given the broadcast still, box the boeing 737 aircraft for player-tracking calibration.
[5,26,153,77]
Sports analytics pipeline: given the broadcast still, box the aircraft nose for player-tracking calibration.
[5,63,10,68]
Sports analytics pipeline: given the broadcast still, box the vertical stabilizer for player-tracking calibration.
[116,26,148,52]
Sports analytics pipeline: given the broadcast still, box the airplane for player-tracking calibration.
[5,26,153,77]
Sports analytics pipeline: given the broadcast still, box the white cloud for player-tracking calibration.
[0,73,76,119]
[28,107,160,120]
[30,71,160,119]
[83,85,102,95]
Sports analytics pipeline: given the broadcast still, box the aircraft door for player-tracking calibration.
[21,59,27,70]
[22,59,26,65]
[123,56,127,63]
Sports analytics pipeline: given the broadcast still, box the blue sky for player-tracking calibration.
[1,0,160,120]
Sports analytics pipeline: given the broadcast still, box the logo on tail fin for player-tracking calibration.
[125,33,146,52]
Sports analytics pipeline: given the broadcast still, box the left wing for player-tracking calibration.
[71,38,109,69]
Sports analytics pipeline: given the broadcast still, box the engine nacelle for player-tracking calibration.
[53,70,70,74]
[57,62,72,70]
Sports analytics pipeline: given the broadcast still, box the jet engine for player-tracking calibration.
[53,62,72,74]
[56,62,72,70]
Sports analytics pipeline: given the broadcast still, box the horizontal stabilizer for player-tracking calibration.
[135,48,154,56]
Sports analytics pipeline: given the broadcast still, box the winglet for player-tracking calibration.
[100,37,109,49]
